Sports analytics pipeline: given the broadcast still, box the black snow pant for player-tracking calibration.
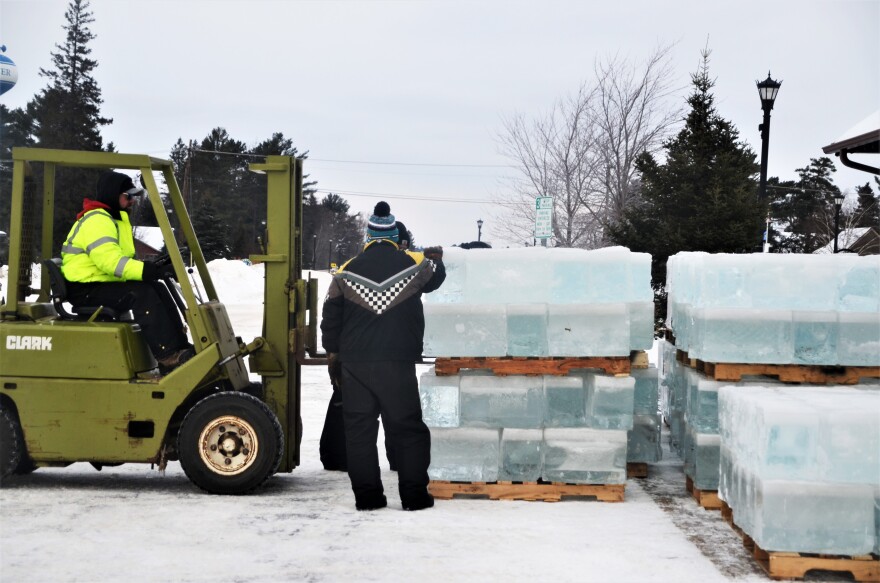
[340,360,431,507]
[66,280,189,360]
[320,385,398,471]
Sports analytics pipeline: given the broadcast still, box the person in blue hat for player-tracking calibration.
[321,201,444,511]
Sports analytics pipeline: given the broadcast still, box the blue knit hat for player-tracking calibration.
[366,201,399,242]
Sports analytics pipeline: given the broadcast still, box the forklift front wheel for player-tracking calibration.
[0,408,24,483]
[178,392,283,495]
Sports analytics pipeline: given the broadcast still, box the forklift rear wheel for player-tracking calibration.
[178,392,283,495]
[0,408,24,483]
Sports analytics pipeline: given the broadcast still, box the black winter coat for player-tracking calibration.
[320,240,446,362]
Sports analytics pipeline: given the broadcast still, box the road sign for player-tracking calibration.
[535,196,553,239]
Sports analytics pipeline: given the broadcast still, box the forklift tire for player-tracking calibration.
[178,392,283,495]
[0,408,24,483]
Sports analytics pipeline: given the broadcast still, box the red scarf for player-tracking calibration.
[76,198,112,219]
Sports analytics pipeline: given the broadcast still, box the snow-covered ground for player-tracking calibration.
[0,261,837,582]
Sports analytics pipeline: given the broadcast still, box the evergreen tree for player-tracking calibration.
[608,51,763,333]
[0,104,36,235]
[189,199,232,261]
[853,181,879,228]
[769,157,841,253]
[26,0,112,251]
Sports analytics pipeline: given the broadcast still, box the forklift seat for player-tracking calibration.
[42,258,127,322]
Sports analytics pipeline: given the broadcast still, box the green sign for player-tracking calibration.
[535,196,552,238]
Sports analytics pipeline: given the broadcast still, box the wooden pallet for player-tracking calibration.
[685,476,722,510]
[721,502,880,581]
[428,480,625,502]
[626,462,648,478]
[675,350,880,385]
[433,356,631,377]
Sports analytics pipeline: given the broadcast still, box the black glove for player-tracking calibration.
[153,253,172,267]
[423,246,443,261]
[327,353,342,388]
[142,262,176,282]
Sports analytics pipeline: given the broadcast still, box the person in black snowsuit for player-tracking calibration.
[319,214,413,471]
[320,201,445,511]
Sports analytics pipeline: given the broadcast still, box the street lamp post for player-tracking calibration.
[477,218,483,242]
[311,234,317,269]
[328,239,333,269]
[756,72,781,252]
[833,192,845,253]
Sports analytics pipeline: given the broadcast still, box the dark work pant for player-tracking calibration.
[67,280,189,359]
[319,386,348,470]
[320,385,398,471]
[340,361,430,505]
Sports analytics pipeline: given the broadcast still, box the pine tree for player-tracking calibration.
[769,157,841,253]
[27,0,112,251]
[853,181,879,228]
[0,104,36,235]
[608,50,764,332]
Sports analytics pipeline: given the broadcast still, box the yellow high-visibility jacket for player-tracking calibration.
[61,208,146,282]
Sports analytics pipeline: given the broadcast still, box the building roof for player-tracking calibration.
[822,110,880,155]
[132,226,165,252]
[813,226,879,255]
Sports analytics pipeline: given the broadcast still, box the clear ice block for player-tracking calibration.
[693,308,793,364]
[754,479,876,555]
[506,303,548,356]
[583,372,634,430]
[627,413,661,463]
[459,375,544,428]
[632,366,659,415]
[837,311,880,366]
[686,374,721,434]
[547,303,630,356]
[418,369,460,428]
[464,248,552,304]
[542,428,627,484]
[428,427,501,482]
[423,247,467,304]
[838,258,880,312]
[423,303,507,357]
[499,428,544,482]
[792,310,838,365]
[543,374,586,428]
[628,301,655,350]
[685,430,721,491]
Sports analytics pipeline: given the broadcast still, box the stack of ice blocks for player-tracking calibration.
[659,339,736,490]
[421,368,649,484]
[666,252,880,365]
[718,385,880,555]
[627,366,662,464]
[423,247,654,357]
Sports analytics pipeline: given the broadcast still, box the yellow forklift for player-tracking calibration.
[0,148,325,494]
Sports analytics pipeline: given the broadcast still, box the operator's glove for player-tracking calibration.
[423,246,443,262]
[142,261,176,282]
[152,253,172,267]
[327,353,342,388]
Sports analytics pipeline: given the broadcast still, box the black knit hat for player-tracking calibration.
[367,201,399,242]
[95,171,143,218]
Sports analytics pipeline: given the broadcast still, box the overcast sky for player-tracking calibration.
[2,0,878,248]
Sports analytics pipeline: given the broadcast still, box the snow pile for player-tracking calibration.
[423,246,654,357]
[667,252,880,365]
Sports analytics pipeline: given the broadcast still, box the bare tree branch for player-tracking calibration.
[493,45,681,248]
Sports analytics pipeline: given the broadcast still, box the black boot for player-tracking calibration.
[402,492,434,511]
[355,492,387,511]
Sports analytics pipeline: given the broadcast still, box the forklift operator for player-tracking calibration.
[60,171,194,374]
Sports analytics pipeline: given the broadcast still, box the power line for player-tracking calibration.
[310,158,511,169]
[189,148,510,168]
[314,188,496,204]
